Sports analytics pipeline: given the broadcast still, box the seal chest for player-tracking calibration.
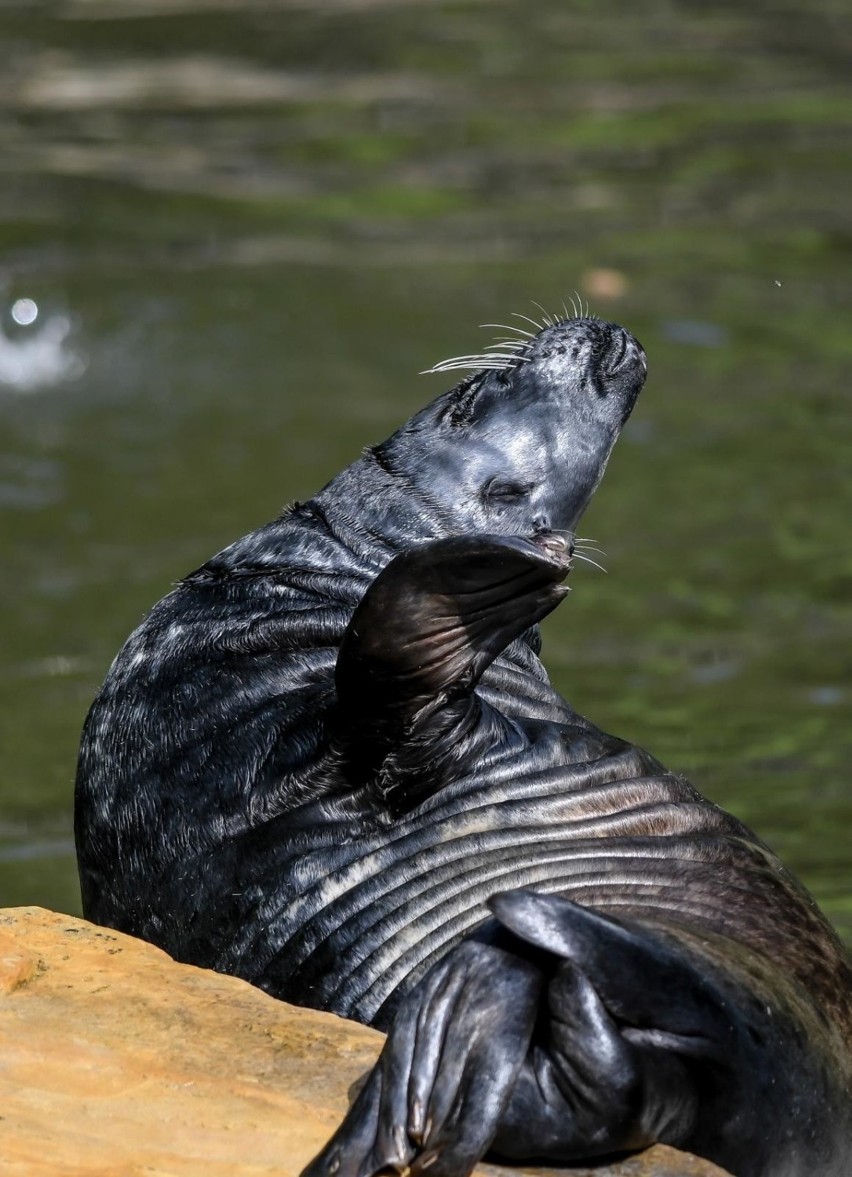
[75,311,852,1177]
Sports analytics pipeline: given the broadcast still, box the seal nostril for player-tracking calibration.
[604,329,629,376]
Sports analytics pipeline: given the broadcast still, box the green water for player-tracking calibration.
[0,0,850,942]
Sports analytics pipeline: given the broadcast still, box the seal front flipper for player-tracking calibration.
[333,532,571,813]
[300,941,541,1177]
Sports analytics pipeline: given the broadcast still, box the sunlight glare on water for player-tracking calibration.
[11,298,38,327]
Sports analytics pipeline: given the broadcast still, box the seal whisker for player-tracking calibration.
[511,312,544,332]
[421,362,529,376]
[465,356,526,367]
[424,365,509,375]
[574,536,607,554]
[480,323,535,339]
[483,341,527,352]
[531,300,555,328]
[421,352,528,375]
[572,552,607,574]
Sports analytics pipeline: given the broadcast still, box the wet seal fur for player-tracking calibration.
[76,312,852,1177]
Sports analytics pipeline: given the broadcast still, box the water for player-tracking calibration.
[0,0,850,941]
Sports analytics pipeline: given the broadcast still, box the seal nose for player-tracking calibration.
[605,328,627,375]
[604,327,643,377]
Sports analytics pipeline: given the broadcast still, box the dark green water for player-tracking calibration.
[1,0,850,941]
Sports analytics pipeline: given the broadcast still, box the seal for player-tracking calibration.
[75,311,852,1177]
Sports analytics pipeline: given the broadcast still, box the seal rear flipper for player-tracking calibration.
[486,891,742,1164]
[299,930,702,1177]
[489,891,852,1176]
[489,889,735,1053]
[491,958,700,1162]
[333,533,570,813]
[300,941,541,1177]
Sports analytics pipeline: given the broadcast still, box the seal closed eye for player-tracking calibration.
[75,310,852,1177]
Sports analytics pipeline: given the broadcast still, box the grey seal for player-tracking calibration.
[75,311,852,1177]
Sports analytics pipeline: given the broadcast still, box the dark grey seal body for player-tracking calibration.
[75,313,852,1177]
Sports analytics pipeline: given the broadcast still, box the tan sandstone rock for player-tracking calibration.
[0,907,730,1177]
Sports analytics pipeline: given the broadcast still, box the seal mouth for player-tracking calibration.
[530,530,573,566]
[524,531,574,587]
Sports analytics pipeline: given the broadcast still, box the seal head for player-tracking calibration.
[363,316,646,544]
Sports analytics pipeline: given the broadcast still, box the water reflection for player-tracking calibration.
[0,298,85,392]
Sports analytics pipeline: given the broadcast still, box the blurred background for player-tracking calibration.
[0,0,850,941]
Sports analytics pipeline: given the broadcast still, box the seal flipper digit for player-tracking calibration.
[333,532,570,813]
[300,941,541,1177]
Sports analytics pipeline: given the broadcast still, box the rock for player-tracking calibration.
[0,907,731,1177]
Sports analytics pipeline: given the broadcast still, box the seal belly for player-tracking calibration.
[241,724,785,1028]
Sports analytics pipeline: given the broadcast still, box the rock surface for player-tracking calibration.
[0,907,731,1177]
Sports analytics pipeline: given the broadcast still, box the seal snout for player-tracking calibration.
[523,316,646,397]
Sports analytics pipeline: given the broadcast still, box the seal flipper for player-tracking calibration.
[334,532,570,813]
[489,890,735,1052]
[486,890,732,1162]
[300,941,541,1177]
[299,912,703,1177]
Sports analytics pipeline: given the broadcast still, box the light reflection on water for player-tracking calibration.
[0,0,849,942]
[0,309,84,391]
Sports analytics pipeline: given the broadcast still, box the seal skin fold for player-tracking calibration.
[74,316,852,1177]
